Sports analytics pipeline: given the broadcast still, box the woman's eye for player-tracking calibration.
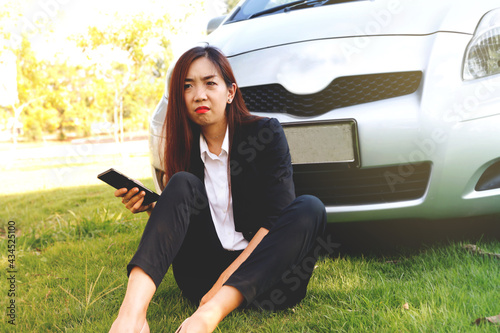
[207,81,216,86]
[184,84,192,89]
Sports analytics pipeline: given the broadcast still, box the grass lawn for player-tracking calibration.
[1,180,499,332]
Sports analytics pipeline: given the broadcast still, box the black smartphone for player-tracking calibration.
[97,168,160,206]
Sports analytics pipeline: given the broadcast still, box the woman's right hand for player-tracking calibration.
[114,187,155,215]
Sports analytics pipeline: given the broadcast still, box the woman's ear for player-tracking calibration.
[228,83,237,103]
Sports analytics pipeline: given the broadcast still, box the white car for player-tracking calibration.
[149,0,500,223]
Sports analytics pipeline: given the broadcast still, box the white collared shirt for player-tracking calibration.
[200,127,249,251]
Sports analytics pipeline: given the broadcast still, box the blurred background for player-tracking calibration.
[0,0,238,194]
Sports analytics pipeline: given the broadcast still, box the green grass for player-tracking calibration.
[1,182,499,332]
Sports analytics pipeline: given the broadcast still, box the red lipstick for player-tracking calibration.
[195,106,210,114]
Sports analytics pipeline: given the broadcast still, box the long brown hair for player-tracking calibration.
[162,45,257,184]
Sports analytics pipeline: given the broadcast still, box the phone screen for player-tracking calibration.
[97,168,160,205]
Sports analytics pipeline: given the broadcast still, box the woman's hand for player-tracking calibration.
[114,187,155,215]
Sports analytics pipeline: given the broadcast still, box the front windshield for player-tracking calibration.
[226,0,360,23]
[229,0,299,23]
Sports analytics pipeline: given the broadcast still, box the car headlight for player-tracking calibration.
[463,8,500,81]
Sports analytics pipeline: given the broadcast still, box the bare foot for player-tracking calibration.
[109,312,148,333]
[178,286,244,332]
[176,315,212,333]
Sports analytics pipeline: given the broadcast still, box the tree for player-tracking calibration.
[0,0,21,143]
[5,36,98,142]
[74,12,173,143]
[0,1,73,142]
[7,37,47,143]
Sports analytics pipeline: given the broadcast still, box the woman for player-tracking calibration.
[110,46,326,333]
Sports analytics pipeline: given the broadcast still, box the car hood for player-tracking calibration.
[206,0,499,57]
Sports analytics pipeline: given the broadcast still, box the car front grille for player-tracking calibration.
[293,162,431,205]
[240,71,422,116]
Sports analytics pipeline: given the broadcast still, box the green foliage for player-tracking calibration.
[0,10,173,142]
[72,12,173,142]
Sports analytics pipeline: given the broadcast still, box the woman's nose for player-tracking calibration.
[194,87,207,102]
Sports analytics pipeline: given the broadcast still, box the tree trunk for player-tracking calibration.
[113,88,119,144]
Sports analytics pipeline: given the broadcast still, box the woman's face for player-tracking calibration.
[184,56,236,131]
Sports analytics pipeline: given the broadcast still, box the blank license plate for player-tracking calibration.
[283,121,359,165]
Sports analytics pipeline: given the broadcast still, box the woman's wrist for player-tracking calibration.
[146,202,156,216]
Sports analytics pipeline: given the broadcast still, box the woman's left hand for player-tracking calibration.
[114,187,156,215]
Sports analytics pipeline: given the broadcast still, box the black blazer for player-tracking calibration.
[188,117,296,241]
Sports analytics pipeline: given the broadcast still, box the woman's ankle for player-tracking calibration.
[118,267,155,318]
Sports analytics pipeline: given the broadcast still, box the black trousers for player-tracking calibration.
[127,172,326,310]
